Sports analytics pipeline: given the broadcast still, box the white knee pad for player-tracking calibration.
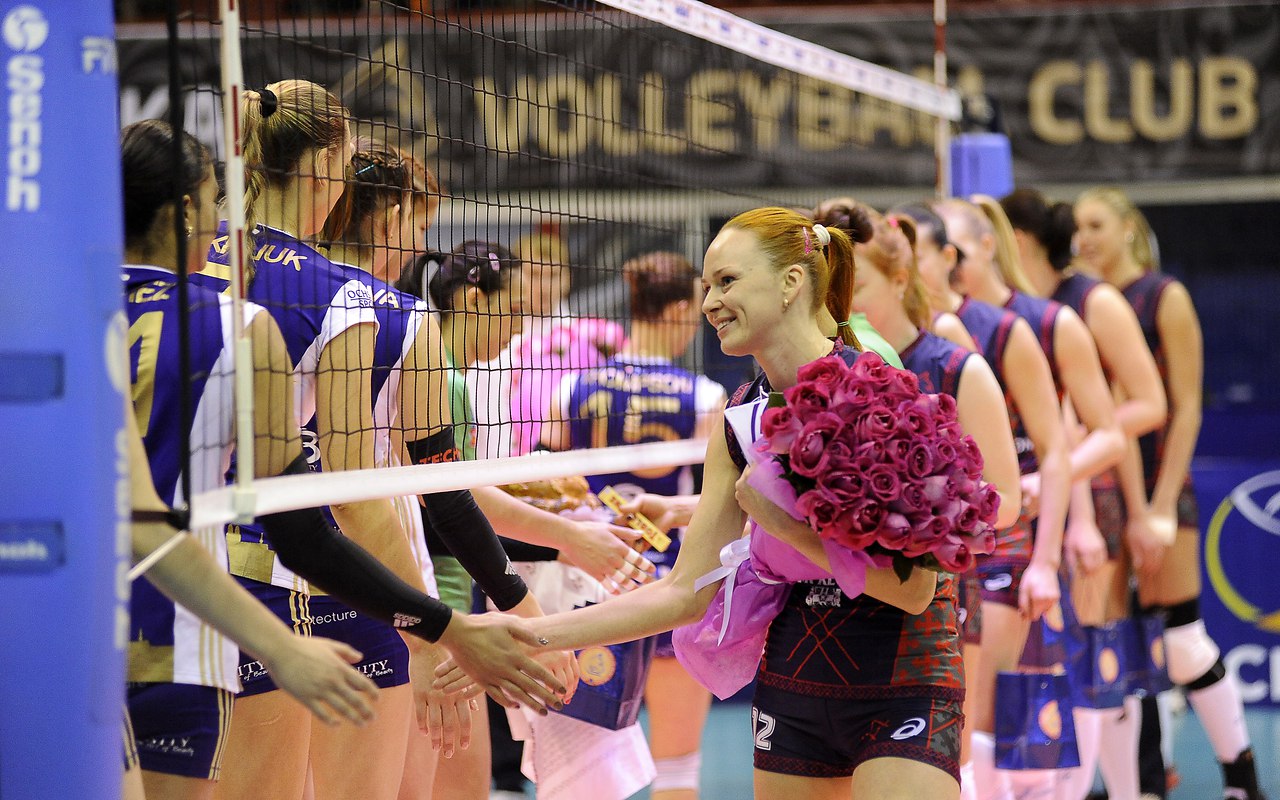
[1163,619,1220,686]
[652,751,701,793]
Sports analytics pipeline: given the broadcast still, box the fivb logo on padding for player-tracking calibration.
[4,4,47,213]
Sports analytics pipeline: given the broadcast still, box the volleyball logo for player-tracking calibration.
[1205,470,1280,633]
[1097,647,1120,683]
[577,646,617,686]
[1037,699,1062,739]
[3,6,47,52]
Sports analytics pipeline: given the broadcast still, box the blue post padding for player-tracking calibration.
[0,3,126,798]
[951,133,1014,199]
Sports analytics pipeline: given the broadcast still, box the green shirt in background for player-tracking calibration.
[847,312,904,369]
[434,347,479,613]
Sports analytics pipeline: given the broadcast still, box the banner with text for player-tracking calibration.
[115,1,1279,190]
[1193,460,1280,708]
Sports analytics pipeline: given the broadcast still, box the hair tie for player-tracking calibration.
[802,227,813,255]
[487,252,502,273]
[259,88,278,118]
[836,319,852,328]
[812,224,831,248]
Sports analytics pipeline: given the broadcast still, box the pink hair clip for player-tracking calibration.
[802,227,813,255]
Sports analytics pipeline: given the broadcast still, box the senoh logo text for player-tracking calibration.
[4,5,46,212]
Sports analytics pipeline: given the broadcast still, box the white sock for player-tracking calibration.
[1157,691,1176,767]
[1055,707,1102,800]
[973,732,1014,800]
[1186,676,1251,763]
[961,761,978,800]
[1096,697,1140,800]
[1007,768,1057,800]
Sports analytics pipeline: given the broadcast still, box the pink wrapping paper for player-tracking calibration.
[671,456,881,699]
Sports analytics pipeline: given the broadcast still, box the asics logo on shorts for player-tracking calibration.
[890,717,927,741]
[983,573,1013,592]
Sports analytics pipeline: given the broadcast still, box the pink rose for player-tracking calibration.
[902,515,947,558]
[936,534,976,573]
[959,437,985,479]
[906,443,936,480]
[886,437,912,463]
[854,407,897,442]
[783,381,832,422]
[867,464,903,503]
[972,528,997,555]
[978,483,1001,522]
[843,498,886,535]
[877,512,913,550]
[921,475,951,506]
[936,392,958,420]
[833,376,875,409]
[796,356,848,394]
[761,406,804,454]
[856,439,888,464]
[934,438,958,466]
[956,504,982,534]
[900,400,937,438]
[789,413,844,478]
[822,469,866,506]
[893,482,930,516]
[831,524,881,552]
[796,488,841,532]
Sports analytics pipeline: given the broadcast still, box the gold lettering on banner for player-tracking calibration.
[1199,56,1257,140]
[856,95,914,148]
[535,74,592,158]
[641,72,683,154]
[474,75,531,152]
[1085,61,1134,143]
[797,76,844,151]
[1131,59,1193,142]
[1029,60,1084,145]
[686,69,738,152]
[739,73,791,150]
[594,74,641,156]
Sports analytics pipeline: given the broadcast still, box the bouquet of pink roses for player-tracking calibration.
[757,350,999,579]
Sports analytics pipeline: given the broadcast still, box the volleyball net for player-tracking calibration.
[115,0,958,530]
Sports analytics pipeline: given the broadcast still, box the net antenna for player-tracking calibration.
[190,0,962,532]
[217,0,256,524]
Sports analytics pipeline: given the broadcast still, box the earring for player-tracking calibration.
[783,298,790,311]
[185,225,194,238]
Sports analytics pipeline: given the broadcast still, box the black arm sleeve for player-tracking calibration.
[408,430,529,611]
[498,536,560,562]
[260,454,453,642]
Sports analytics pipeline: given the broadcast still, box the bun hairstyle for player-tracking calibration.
[623,251,697,321]
[240,80,349,244]
[1076,186,1158,272]
[891,202,951,254]
[1000,188,1076,272]
[425,240,519,312]
[816,199,931,329]
[722,205,868,348]
[121,119,212,248]
[321,142,415,247]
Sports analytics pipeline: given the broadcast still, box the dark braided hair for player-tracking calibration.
[419,240,520,312]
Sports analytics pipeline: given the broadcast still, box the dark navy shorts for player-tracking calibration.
[751,683,962,782]
[126,683,233,780]
[234,580,312,698]
[975,558,1030,609]
[308,595,410,690]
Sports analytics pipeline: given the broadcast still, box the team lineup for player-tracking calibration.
[114,73,1266,800]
